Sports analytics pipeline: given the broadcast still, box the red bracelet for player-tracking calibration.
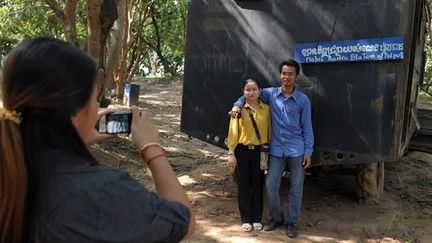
[140,143,162,155]
[140,143,164,161]
[146,153,166,166]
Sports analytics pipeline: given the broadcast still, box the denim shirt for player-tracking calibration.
[235,86,314,157]
[32,150,190,243]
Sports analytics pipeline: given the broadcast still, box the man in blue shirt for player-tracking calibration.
[230,59,314,238]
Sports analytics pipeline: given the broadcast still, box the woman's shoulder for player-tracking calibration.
[55,164,138,192]
[34,149,139,199]
[39,149,131,184]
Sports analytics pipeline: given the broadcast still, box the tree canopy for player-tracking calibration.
[0,0,187,102]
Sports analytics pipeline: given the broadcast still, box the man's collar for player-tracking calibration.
[291,89,301,101]
[276,87,284,97]
[277,86,299,100]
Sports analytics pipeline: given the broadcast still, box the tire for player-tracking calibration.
[355,162,384,204]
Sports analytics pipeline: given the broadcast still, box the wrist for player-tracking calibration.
[143,147,164,160]
[139,143,165,163]
[146,153,166,166]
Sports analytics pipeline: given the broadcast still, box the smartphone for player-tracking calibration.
[105,111,132,134]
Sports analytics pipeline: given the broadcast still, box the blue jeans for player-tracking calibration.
[265,155,305,224]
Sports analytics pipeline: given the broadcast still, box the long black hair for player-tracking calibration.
[0,37,97,242]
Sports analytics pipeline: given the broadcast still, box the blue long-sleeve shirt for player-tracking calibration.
[234,87,314,157]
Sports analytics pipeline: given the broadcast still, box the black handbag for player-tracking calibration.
[245,107,269,170]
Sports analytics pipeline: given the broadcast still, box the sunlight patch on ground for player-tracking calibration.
[302,235,357,242]
[139,94,159,99]
[159,114,178,118]
[139,94,178,107]
[158,128,169,133]
[201,173,216,178]
[192,191,232,201]
[196,191,218,198]
[218,236,258,243]
[173,133,188,139]
[366,237,406,243]
[199,171,227,181]
[178,175,196,186]
[164,146,181,152]
[197,149,216,156]
[197,220,239,239]
[193,217,368,243]
[195,219,266,243]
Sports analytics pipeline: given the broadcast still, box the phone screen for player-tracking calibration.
[105,111,132,134]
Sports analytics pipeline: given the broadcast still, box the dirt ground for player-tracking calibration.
[87,77,430,243]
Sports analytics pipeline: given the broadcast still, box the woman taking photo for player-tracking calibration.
[0,37,195,242]
[227,79,271,232]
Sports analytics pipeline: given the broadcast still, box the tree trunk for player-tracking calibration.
[87,0,104,102]
[150,54,157,76]
[154,47,176,76]
[148,5,177,76]
[116,0,130,100]
[105,0,125,98]
[356,162,384,204]
[127,36,145,83]
[88,0,118,103]
[126,2,153,83]
[65,0,77,34]
[44,0,79,46]
[87,0,103,66]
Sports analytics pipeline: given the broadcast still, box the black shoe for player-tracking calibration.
[263,219,283,231]
[286,222,298,238]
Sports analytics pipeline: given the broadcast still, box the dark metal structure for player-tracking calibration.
[181,0,426,165]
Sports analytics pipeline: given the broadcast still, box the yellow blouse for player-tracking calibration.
[227,100,271,151]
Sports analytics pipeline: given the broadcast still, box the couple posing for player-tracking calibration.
[227,59,314,238]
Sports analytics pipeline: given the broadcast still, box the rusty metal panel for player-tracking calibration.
[181,0,425,165]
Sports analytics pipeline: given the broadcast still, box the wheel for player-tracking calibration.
[355,162,384,204]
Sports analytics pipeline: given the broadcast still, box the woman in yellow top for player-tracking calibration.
[227,78,271,232]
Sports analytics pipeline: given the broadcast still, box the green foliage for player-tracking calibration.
[155,0,187,72]
[0,0,89,56]
[424,56,432,85]
[1,0,189,78]
[0,0,61,55]
[424,0,432,85]
[419,89,432,101]
[140,0,188,76]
